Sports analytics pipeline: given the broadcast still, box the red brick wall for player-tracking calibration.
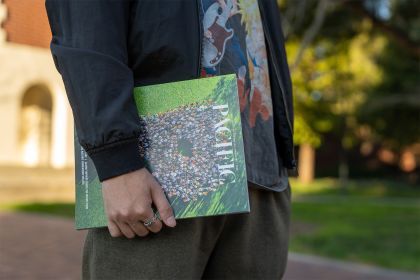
[2,0,52,48]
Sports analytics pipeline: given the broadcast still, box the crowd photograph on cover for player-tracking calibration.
[141,101,230,202]
[0,0,418,279]
[141,102,222,202]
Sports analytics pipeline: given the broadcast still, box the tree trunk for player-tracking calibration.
[298,143,315,184]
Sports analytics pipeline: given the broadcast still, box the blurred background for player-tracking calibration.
[0,0,418,279]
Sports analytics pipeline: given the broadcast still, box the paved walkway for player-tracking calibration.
[1,212,419,280]
[285,253,419,280]
[0,212,85,280]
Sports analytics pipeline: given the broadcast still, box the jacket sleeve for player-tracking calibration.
[45,0,146,182]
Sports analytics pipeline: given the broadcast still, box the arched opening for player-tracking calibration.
[18,84,53,167]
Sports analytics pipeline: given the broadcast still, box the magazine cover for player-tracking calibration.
[74,74,249,230]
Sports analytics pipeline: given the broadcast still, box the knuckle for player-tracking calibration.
[126,214,139,223]
[116,210,131,221]
[108,211,118,220]
[135,207,149,217]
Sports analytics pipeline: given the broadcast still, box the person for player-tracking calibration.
[45,0,298,279]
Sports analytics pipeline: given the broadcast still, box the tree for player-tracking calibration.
[277,0,419,182]
[356,0,420,176]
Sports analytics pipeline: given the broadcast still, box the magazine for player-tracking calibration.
[74,74,249,229]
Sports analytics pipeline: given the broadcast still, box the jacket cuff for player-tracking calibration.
[87,137,147,182]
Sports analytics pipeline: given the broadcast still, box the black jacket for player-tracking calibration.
[45,0,298,182]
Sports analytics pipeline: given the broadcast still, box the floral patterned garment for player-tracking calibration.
[199,0,285,189]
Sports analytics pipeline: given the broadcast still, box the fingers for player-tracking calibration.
[107,220,123,238]
[108,207,150,238]
[127,221,149,237]
[108,205,165,238]
[116,221,136,239]
[151,182,176,228]
[102,168,175,239]
[138,206,163,233]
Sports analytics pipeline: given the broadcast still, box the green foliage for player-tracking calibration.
[352,0,420,150]
[286,26,383,149]
[282,0,419,163]
[389,0,420,42]
[357,38,420,149]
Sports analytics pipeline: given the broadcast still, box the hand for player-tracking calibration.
[101,167,176,238]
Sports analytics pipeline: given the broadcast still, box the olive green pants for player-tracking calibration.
[82,181,291,280]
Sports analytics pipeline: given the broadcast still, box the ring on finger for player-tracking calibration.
[142,211,160,227]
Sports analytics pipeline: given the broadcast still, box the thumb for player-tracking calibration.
[150,183,176,227]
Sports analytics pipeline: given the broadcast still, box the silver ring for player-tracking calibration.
[143,211,160,227]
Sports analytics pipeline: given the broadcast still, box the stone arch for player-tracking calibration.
[18,83,53,166]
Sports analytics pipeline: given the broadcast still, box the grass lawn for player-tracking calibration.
[0,202,74,218]
[1,178,419,272]
[289,178,420,272]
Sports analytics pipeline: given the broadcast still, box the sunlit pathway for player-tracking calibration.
[1,212,418,280]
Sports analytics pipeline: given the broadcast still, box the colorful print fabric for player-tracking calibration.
[199,0,282,187]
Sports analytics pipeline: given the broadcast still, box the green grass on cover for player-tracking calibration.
[134,74,236,115]
[171,171,249,218]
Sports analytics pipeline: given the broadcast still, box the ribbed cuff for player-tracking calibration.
[87,137,147,182]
